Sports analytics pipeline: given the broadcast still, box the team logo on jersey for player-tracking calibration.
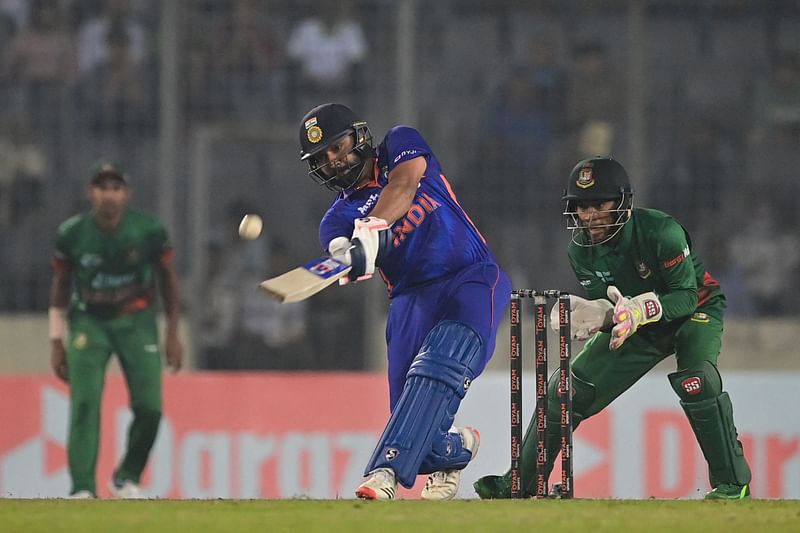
[306,125,323,144]
[72,333,88,350]
[80,254,102,268]
[690,312,710,323]
[635,260,652,279]
[576,166,595,189]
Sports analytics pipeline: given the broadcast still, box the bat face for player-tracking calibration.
[258,256,351,303]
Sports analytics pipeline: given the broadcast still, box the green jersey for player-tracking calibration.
[53,208,172,318]
[567,208,724,331]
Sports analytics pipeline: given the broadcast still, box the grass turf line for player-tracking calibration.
[2,499,800,533]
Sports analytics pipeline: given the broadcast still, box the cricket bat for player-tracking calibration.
[258,256,352,303]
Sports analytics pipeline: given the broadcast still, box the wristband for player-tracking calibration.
[49,307,67,340]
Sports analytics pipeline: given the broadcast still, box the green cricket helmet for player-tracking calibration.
[562,156,633,246]
[298,103,374,191]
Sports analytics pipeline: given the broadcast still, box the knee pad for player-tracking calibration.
[364,321,484,487]
[668,361,751,486]
[669,360,722,402]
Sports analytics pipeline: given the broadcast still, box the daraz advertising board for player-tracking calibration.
[1,372,798,499]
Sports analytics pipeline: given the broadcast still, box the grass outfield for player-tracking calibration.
[2,499,799,532]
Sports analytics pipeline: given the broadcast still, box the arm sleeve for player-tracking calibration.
[654,221,698,321]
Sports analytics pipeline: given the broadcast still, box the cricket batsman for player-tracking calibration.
[49,162,183,498]
[474,156,752,500]
[297,103,511,500]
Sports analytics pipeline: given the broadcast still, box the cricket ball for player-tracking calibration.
[238,214,263,240]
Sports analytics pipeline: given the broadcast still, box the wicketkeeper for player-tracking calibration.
[474,156,752,500]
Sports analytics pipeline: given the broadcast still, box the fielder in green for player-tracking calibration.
[49,162,183,499]
[474,156,752,500]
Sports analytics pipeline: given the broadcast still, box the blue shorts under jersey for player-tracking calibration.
[385,262,511,408]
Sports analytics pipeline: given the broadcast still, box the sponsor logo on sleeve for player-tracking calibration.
[393,149,419,164]
[662,246,691,269]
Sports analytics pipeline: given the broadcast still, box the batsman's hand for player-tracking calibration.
[607,286,662,350]
[550,295,614,340]
[330,217,390,284]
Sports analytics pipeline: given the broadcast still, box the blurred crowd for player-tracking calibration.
[0,0,798,369]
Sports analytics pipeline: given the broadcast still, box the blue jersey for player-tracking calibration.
[319,126,495,297]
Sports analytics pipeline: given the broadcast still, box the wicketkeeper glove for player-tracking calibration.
[329,217,391,284]
[549,294,614,341]
[607,285,663,350]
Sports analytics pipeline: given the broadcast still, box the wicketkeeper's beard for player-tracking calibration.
[581,219,611,244]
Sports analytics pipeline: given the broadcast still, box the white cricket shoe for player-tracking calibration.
[355,468,397,500]
[109,477,145,499]
[67,490,95,499]
[421,426,480,501]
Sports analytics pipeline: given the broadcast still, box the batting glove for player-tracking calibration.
[328,217,391,284]
[607,285,662,350]
[549,295,614,341]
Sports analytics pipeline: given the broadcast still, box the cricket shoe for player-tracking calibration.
[705,483,751,500]
[67,490,95,499]
[421,426,480,501]
[355,468,397,500]
[109,475,145,499]
[473,474,514,499]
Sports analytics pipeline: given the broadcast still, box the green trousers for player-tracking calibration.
[66,307,163,495]
[520,300,751,493]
